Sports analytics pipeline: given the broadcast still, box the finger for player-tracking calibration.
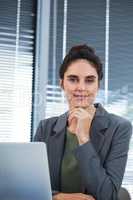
[69,109,84,118]
[73,193,94,200]
[69,106,87,113]
[87,195,96,200]
[69,193,95,200]
[68,109,81,120]
[68,112,81,125]
[68,113,77,126]
[69,108,80,115]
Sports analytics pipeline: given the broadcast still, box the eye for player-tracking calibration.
[85,79,94,83]
[68,77,78,83]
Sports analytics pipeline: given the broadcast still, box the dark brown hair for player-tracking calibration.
[59,44,103,81]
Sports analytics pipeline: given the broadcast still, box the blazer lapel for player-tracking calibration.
[90,104,109,154]
[47,112,68,190]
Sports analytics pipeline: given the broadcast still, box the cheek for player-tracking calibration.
[62,84,72,98]
[64,89,73,98]
[93,86,99,94]
[87,84,98,93]
[63,81,74,93]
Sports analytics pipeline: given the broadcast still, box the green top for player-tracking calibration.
[61,128,82,193]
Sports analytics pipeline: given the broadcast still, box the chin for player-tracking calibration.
[74,100,94,107]
[74,103,89,108]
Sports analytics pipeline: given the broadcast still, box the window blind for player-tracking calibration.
[0,0,36,142]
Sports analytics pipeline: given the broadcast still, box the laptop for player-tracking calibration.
[0,142,52,200]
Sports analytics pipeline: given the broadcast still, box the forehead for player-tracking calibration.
[64,59,98,77]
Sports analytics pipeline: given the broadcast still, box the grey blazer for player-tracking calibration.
[34,104,132,200]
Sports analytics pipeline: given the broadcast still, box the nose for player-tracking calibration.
[76,80,86,90]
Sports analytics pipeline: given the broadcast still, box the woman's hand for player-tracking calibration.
[53,193,95,200]
[68,105,96,145]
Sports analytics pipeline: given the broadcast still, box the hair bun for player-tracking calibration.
[69,44,95,55]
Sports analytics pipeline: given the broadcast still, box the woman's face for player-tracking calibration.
[60,59,99,109]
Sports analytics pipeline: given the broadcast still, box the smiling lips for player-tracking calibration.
[73,94,89,100]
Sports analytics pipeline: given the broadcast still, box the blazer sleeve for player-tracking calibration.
[74,120,132,200]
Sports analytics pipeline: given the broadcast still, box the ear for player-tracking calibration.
[59,79,64,89]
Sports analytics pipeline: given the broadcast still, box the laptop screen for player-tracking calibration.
[0,142,52,200]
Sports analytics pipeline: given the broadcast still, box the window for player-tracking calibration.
[0,0,36,142]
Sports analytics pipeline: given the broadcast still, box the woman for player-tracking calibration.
[34,45,132,200]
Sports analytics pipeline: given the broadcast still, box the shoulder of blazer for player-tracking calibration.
[34,116,58,142]
[100,109,132,144]
[107,112,132,131]
[110,113,132,138]
[92,103,132,141]
[96,103,131,127]
[34,111,68,142]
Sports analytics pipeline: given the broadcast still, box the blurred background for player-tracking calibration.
[0,0,133,198]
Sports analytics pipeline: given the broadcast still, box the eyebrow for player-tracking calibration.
[67,75,96,79]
